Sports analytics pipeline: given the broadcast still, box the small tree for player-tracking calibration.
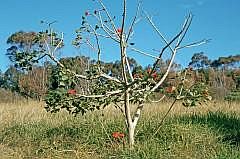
[10,0,211,148]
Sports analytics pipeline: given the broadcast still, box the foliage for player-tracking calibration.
[0,66,21,93]
[211,54,240,68]
[189,52,211,69]
[45,65,123,115]
[164,68,212,107]
[6,30,63,71]
[18,65,49,100]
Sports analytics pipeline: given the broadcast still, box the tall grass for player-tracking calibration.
[0,100,240,158]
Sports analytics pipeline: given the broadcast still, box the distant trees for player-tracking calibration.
[189,52,211,69]
[188,52,240,100]
[4,29,65,99]
[7,31,41,70]
[1,66,21,92]
[3,32,240,102]
[211,55,240,69]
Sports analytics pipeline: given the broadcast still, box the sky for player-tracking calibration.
[0,0,240,71]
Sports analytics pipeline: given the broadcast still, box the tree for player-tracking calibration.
[6,27,64,71]
[6,26,64,99]
[211,54,240,69]
[2,66,21,92]
[18,65,50,100]
[189,52,211,69]
[11,0,210,148]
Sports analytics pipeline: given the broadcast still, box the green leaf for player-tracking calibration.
[59,81,65,87]
[61,75,69,81]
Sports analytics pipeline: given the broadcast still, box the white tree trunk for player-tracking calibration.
[128,124,135,147]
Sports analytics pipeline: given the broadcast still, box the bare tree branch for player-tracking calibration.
[87,24,102,71]
[130,47,161,60]
[145,12,175,54]
[126,2,141,42]
[97,0,118,36]
[177,39,211,50]
[53,32,64,53]
[176,14,193,47]
[92,12,120,43]
[150,94,166,103]
[75,89,122,98]
[150,48,177,92]
[125,55,135,82]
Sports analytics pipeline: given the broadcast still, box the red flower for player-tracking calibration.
[165,86,176,93]
[117,28,122,34]
[112,132,125,139]
[151,72,158,79]
[68,89,77,95]
[85,11,90,16]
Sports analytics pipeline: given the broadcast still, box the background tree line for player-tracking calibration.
[1,31,240,102]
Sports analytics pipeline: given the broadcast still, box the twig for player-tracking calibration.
[125,55,134,82]
[87,24,102,71]
[97,0,118,35]
[130,47,161,60]
[126,2,141,42]
[150,94,166,103]
[177,39,211,50]
[93,12,119,42]
[53,32,64,53]
[176,14,193,47]
[145,12,175,54]
[149,15,192,75]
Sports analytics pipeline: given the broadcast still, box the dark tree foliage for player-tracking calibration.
[211,54,240,69]
[6,31,41,70]
[1,66,21,93]
[6,30,63,71]
[189,52,211,69]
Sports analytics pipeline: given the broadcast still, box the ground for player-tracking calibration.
[0,100,240,158]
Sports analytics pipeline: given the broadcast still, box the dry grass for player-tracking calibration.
[0,100,240,158]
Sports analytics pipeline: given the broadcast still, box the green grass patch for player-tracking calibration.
[1,103,240,158]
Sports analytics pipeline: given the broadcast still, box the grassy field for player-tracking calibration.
[0,100,240,158]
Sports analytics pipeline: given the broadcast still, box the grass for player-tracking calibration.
[0,100,240,158]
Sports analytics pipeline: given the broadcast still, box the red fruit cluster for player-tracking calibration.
[151,72,158,79]
[68,89,77,95]
[117,28,122,35]
[146,68,158,80]
[112,132,125,139]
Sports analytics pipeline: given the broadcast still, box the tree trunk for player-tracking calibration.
[124,89,135,148]
[128,124,135,148]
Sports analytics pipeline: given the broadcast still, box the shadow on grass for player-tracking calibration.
[179,111,240,146]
